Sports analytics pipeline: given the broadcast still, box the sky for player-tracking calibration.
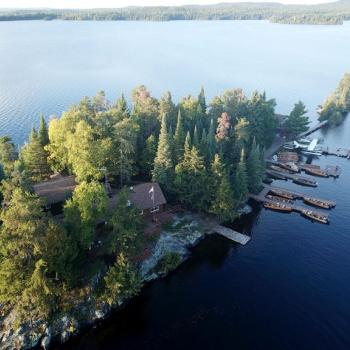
[0,0,338,9]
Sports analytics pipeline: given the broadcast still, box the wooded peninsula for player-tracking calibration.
[1,0,350,25]
[0,75,348,348]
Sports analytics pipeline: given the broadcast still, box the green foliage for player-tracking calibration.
[286,101,310,135]
[20,128,50,182]
[64,181,108,250]
[103,252,141,306]
[156,252,181,274]
[140,134,157,179]
[107,187,144,257]
[234,149,248,204]
[247,139,264,194]
[38,113,49,146]
[0,135,18,177]
[2,2,350,24]
[174,144,210,211]
[152,114,174,194]
[319,73,350,126]
[173,110,186,163]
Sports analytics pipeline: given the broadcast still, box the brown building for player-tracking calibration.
[128,182,167,217]
[34,176,167,218]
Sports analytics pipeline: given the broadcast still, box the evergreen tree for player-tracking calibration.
[193,124,200,148]
[174,144,210,211]
[159,91,177,128]
[38,113,49,146]
[173,110,185,162]
[286,101,310,135]
[140,134,157,179]
[247,138,264,194]
[20,127,50,182]
[210,170,237,222]
[207,118,216,162]
[152,114,174,194]
[198,86,207,112]
[234,149,248,204]
[0,135,18,177]
[103,252,141,306]
[200,128,208,160]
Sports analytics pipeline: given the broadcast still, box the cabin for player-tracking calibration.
[108,182,167,217]
[128,182,167,217]
[34,175,167,218]
[33,174,76,214]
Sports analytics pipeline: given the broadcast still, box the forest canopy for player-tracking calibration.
[1,1,350,25]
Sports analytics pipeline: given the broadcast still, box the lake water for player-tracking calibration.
[1,20,350,144]
[1,20,350,350]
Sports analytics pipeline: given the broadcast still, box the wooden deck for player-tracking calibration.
[212,225,251,245]
[266,169,318,186]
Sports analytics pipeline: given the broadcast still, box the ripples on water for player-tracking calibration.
[1,20,350,350]
[1,20,350,144]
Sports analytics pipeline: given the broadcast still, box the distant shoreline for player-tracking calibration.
[0,1,349,25]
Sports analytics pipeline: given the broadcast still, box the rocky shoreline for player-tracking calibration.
[1,210,251,350]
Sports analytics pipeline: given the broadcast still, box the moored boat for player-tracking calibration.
[266,194,294,204]
[303,197,335,209]
[303,168,329,178]
[293,177,317,187]
[269,189,296,200]
[301,209,329,224]
[264,201,293,212]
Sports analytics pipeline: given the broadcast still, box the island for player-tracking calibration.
[0,74,349,349]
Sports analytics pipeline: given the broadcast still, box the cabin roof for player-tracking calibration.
[129,182,166,210]
[108,182,166,214]
[33,175,76,205]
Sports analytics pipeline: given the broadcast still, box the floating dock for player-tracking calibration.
[266,169,318,187]
[213,225,251,245]
[248,185,334,220]
[322,147,350,159]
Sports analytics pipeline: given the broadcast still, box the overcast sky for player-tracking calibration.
[0,0,337,9]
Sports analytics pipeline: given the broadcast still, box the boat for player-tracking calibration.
[293,177,318,187]
[269,165,294,174]
[264,201,293,212]
[303,197,333,209]
[303,168,329,178]
[269,189,296,200]
[266,170,287,180]
[279,162,299,173]
[301,209,329,224]
[266,194,293,204]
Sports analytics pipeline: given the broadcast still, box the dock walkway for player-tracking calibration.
[266,169,317,186]
[213,225,251,245]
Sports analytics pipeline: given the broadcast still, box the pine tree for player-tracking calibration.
[200,128,208,159]
[286,101,310,135]
[207,118,216,162]
[38,113,49,146]
[193,124,200,148]
[140,134,157,179]
[174,144,210,211]
[0,135,18,177]
[210,170,237,222]
[173,110,185,162]
[247,138,263,194]
[234,148,248,204]
[198,86,206,112]
[152,114,174,194]
[20,127,50,182]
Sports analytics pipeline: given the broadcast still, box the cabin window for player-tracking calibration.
[150,205,159,213]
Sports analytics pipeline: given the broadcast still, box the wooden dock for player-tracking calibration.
[297,120,328,138]
[322,147,350,159]
[266,169,318,187]
[213,225,251,245]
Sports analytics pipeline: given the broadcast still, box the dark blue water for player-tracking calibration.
[1,20,350,350]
